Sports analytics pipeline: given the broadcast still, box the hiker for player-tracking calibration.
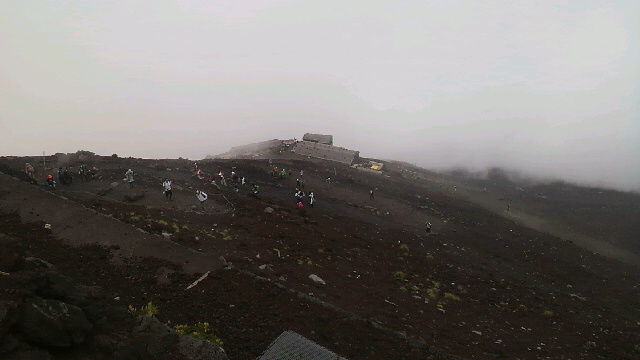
[252,184,259,194]
[300,169,304,178]
[197,169,205,181]
[163,179,173,200]
[219,172,227,186]
[300,179,305,189]
[280,168,286,179]
[426,222,432,234]
[370,189,375,200]
[56,167,63,183]
[326,177,331,188]
[507,204,511,212]
[296,179,301,188]
[125,169,134,187]
[309,191,315,207]
[46,174,55,188]
[295,190,303,204]
[241,176,246,186]
[25,163,35,180]
[195,190,208,209]
[60,167,72,185]
[208,174,214,184]
[231,171,238,183]
[78,164,88,182]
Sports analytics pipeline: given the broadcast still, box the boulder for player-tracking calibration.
[18,297,93,347]
[0,301,19,337]
[264,207,274,214]
[4,348,52,360]
[36,271,101,307]
[178,335,228,360]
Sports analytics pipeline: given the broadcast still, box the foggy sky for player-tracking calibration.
[2,1,639,190]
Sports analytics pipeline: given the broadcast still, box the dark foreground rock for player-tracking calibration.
[0,252,228,360]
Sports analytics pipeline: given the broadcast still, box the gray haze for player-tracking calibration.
[2,1,639,190]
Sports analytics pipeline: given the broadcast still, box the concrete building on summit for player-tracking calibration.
[293,135,359,165]
[302,133,333,146]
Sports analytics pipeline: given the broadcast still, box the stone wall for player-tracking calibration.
[292,142,359,165]
[302,133,333,145]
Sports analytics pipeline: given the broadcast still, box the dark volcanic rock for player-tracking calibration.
[0,301,19,337]
[18,296,93,347]
[36,271,102,307]
[4,347,52,360]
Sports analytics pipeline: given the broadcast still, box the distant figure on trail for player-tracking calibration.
[78,164,88,182]
[124,169,135,187]
[300,169,304,178]
[425,222,432,234]
[241,176,246,186]
[369,189,375,200]
[326,177,331,188]
[196,190,208,210]
[309,191,315,207]
[219,172,227,186]
[280,168,286,179]
[25,163,35,180]
[46,174,55,188]
[196,169,205,181]
[507,204,511,212]
[300,179,305,189]
[296,179,301,188]
[231,171,238,183]
[163,179,173,200]
[252,184,259,194]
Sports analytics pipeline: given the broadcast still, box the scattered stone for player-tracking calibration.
[258,264,267,270]
[309,274,326,285]
[110,182,120,188]
[264,207,274,214]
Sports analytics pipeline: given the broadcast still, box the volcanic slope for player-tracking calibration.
[0,153,639,360]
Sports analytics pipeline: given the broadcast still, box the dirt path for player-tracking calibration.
[453,185,640,267]
[0,172,223,273]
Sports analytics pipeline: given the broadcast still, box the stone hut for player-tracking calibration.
[302,133,333,146]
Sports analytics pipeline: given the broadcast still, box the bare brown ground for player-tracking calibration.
[1,154,639,359]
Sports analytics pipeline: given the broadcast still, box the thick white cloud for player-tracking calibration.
[1,0,638,190]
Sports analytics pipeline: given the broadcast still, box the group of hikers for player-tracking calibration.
[25,160,434,233]
[26,162,100,188]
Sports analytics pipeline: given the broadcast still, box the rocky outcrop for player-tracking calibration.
[18,297,93,347]
[0,254,228,360]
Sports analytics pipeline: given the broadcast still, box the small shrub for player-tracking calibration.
[157,220,169,226]
[426,254,435,260]
[172,223,180,233]
[444,292,460,301]
[399,244,409,252]
[223,235,233,241]
[394,271,405,279]
[426,288,440,299]
[129,301,159,317]
[543,310,554,317]
[399,286,407,292]
[175,322,223,347]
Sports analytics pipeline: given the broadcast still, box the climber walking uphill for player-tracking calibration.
[124,169,135,187]
[46,174,56,188]
[425,222,432,234]
[25,163,35,181]
[309,191,315,207]
[195,190,208,210]
[162,179,173,200]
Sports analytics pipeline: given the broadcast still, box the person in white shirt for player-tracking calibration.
[309,191,315,207]
[196,190,208,210]
[162,179,172,200]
